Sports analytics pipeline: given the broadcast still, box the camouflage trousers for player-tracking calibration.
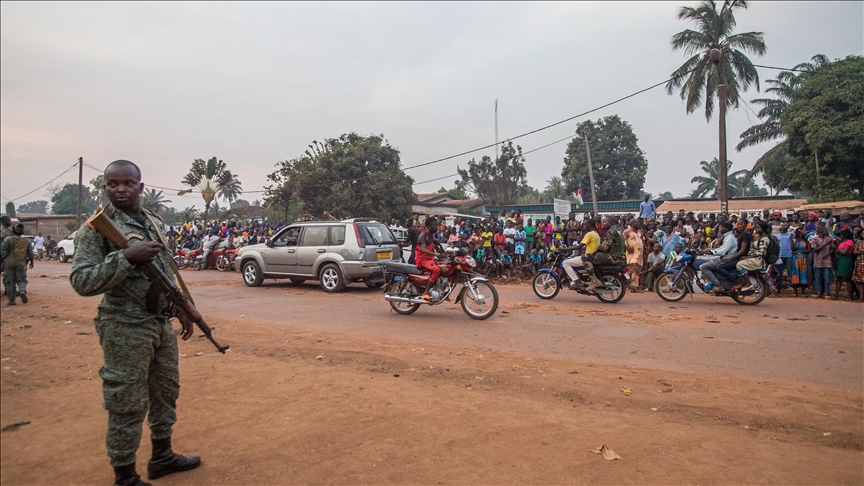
[3,260,27,300]
[95,317,179,467]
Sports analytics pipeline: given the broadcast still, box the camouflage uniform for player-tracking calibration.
[583,226,626,274]
[0,234,33,301]
[70,205,180,468]
[0,227,12,292]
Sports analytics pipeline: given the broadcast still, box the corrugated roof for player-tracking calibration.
[656,199,809,213]
[797,200,864,211]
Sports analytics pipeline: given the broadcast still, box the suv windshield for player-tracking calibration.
[357,223,396,245]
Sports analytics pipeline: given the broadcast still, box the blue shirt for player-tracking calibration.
[639,200,656,219]
[662,233,683,256]
[776,232,793,258]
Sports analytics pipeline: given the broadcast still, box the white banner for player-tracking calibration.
[553,198,571,220]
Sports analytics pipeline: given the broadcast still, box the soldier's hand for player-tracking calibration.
[28,260,34,269]
[178,313,195,341]
[123,241,164,264]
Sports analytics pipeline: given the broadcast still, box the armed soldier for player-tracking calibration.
[582,215,626,291]
[70,160,200,486]
[1,215,13,296]
[1,223,34,305]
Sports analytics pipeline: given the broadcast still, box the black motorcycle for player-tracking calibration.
[531,249,628,304]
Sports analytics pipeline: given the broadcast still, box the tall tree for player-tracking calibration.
[180,157,243,222]
[736,55,829,188]
[50,183,95,215]
[543,176,570,201]
[456,142,527,206]
[90,175,109,208]
[267,133,415,221]
[782,55,864,200]
[561,116,648,201]
[666,0,766,211]
[17,200,49,214]
[141,188,172,214]
[4,202,15,217]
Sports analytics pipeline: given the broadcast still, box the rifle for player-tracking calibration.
[86,208,229,353]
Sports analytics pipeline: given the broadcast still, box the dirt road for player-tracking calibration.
[2,262,862,484]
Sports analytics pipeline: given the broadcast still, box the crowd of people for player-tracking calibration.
[400,203,864,301]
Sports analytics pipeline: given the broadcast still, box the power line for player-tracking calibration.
[2,162,80,203]
[412,173,460,186]
[402,68,697,171]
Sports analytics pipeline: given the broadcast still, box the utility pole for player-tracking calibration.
[583,128,599,216]
[710,48,729,215]
[76,157,83,229]
[494,99,499,161]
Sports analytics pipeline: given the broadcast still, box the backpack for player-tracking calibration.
[765,235,780,264]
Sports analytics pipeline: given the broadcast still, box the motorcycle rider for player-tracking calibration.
[559,218,600,289]
[415,217,443,303]
[699,221,736,292]
[583,215,626,292]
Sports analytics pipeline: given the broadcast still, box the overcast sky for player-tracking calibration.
[1,1,862,209]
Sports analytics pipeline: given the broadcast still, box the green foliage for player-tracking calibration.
[689,158,767,198]
[17,200,49,214]
[141,189,172,214]
[90,175,108,208]
[561,115,648,201]
[266,133,415,221]
[782,55,864,199]
[50,183,95,215]
[517,185,545,205]
[666,0,766,121]
[657,191,674,200]
[180,157,243,221]
[4,202,15,217]
[456,141,527,205]
[436,186,468,200]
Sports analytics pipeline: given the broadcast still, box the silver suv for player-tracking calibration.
[236,219,401,292]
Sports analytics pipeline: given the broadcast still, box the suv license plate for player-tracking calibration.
[377,251,392,259]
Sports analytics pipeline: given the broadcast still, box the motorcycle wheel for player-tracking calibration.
[191,259,202,271]
[732,275,768,306]
[461,281,499,320]
[532,272,560,300]
[216,256,229,272]
[174,255,187,270]
[388,280,421,315]
[595,275,627,304]
[655,273,688,302]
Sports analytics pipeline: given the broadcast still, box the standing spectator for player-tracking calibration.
[493,228,506,259]
[639,195,656,223]
[33,233,45,260]
[776,223,793,289]
[809,225,834,298]
[643,243,665,291]
[406,219,420,265]
[524,219,536,254]
[852,227,864,301]
[514,224,526,265]
[623,220,644,292]
[832,229,855,300]
[503,221,516,256]
[788,228,810,297]
[565,212,580,246]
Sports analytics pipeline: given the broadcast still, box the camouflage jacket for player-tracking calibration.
[70,205,176,323]
[597,227,626,261]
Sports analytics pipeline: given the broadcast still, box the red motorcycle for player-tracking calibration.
[216,248,239,272]
[174,248,203,271]
[382,247,499,320]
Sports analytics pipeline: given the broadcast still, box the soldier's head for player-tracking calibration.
[12,223,24,236]
[1,215,10,228]
[603,215,617,229]
[104,160,144,212]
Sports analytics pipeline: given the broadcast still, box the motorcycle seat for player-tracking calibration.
[385,261,423,275]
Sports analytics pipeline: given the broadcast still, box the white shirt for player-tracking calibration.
[32,236,44,250]
[202,235,219,250]
[503,227,516,244]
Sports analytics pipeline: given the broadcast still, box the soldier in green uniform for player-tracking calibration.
[1,223,34,305]
[1,215,13,295]
[583,215,626,291]
[70,160,200,486]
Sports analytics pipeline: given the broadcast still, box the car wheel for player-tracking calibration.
[58,249,67,263]
[242,260,263,287]
[319,263,345,293]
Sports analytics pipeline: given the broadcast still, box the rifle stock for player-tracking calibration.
[86,208,229,353]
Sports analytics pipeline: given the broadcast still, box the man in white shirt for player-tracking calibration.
[200,230,220,267]
[32,233,45,260]
[699,222,737,291]
[503,221,517,255]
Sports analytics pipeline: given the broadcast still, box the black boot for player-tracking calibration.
[113,463,151,486]
[147,436,201,480]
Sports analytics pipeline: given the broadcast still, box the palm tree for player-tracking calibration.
[141,189,172,213]
[736,54,829,186]
[543,176,570,200]
[690,158,749,198]
[180,157,243,222]
[666,0,767,211]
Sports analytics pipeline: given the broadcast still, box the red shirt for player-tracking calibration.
[493,233,506,250]
[415,231,436,266]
